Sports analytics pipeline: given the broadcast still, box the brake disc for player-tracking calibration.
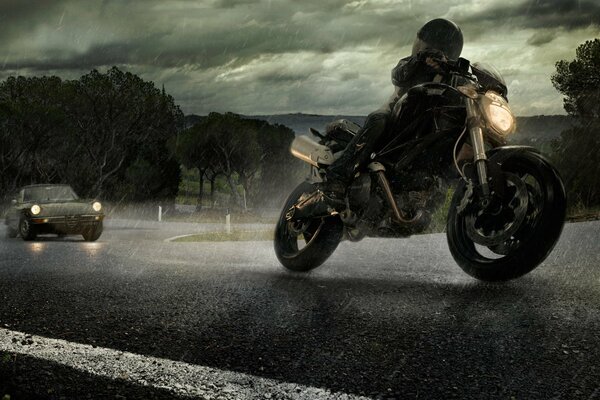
[465,172,529,247]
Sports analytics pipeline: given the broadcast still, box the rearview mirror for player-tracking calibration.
[11,199,17,205]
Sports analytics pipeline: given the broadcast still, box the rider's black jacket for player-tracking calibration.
[383,53,445,113]
[327,53,444,183]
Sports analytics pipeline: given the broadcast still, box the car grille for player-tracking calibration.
[65,216,80,228]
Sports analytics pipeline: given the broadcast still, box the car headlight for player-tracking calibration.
[481,91,516,137]
[92,202,102,212]
[31,205,41,215]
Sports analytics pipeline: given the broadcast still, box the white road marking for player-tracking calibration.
[163,233,199,242]
[163,230,272,243]
[0,327,371,399]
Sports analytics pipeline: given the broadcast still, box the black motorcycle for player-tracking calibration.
[274,57,566,281]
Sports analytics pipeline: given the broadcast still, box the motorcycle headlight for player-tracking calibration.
[92,202,102,212]
[481,91,516,137]
[31,204,41,215]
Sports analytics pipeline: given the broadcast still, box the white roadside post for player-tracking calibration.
[158,205,162,222]
[242,187,247,211]
[225,208,231,234]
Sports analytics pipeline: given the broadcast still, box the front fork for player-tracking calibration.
[465,98,491,204]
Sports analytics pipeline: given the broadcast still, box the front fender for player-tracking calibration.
[487,145,561,180]
[487,145,566,205]
[487,145,542,163]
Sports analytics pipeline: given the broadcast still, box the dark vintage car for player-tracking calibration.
[4,184,104,241]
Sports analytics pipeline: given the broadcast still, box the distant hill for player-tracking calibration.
[184,113,365,134]
[184,113,574,143]
[513,115,574,143]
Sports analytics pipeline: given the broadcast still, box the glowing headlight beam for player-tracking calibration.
[30,205,41,215]
[481,91,516,136]
[92,202,102,212]
[488,104,514,133]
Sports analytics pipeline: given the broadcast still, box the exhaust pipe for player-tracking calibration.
[290,135,335,167]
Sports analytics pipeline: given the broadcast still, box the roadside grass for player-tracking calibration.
[566,204,600,222]
[172,230,274,242]
[424,189,454,234]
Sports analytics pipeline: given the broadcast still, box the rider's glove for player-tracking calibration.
[416,49,448,73]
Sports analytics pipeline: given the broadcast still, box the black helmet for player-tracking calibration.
[412,18,463,60]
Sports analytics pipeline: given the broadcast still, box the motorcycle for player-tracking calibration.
[274,57,566,281]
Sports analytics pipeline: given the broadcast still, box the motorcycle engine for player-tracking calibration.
[347,170,447,238]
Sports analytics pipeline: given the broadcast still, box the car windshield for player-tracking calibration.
[23,186,78,203]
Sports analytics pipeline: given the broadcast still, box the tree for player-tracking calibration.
[552,39,600,118]
[551,39,600,209]
[169,119,222,209]
[551,125,600,208]
[65,67,183,197]
[171,112,300,210]
[205,113,261,209]
[0,67,183,202]
[253,121,300,206]
[0,76,68,195]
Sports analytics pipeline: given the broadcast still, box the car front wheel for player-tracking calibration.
[82,222,103,242]
[19,217,37,241]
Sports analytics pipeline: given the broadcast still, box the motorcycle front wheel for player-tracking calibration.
[274,182,343,272]
[447,150,566,281]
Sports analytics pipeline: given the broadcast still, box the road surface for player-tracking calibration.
[0,219,599,399]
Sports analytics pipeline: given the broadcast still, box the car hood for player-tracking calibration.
[26,202,100,217]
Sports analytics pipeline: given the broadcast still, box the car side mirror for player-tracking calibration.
[11,199,17,205]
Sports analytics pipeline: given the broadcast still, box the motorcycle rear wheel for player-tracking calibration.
[447,150,566,281]
[274,182,343,272]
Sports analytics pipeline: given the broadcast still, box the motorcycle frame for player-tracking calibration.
[303,65,523,233]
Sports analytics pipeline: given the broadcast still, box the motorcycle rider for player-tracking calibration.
[296,18,464,217]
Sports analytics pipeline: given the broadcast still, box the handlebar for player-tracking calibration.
[416,50,474,79]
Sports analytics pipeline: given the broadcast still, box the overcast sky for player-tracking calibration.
[0,0,598,116]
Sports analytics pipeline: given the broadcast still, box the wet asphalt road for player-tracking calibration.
[0,219,599,399]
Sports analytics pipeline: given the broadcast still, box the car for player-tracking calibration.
[4,184,104,241]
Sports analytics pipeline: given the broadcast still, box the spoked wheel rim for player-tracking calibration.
[19,219,31,237]
[465,172,530,247]
[278,216,327,258]
[457,159,550,263]
[486,171,545,256]
[274,182,344,272]
[447,150,566,281]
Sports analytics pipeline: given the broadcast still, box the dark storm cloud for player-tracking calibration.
[0,0,424,72]
[0,0,597,115]
[0,0,64,39]
[2,36,162,72]
[464,0,600,30]
[527,30,558,46]
[0,0,447,73]
[0,0,61,22]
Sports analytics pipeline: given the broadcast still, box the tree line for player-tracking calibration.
[170,112,302,209]
[551,38,600,211]
[0,66,302,210]
[0,67,182,202]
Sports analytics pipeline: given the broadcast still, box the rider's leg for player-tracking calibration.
[292,112,390,218]
[326,111,390,185]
